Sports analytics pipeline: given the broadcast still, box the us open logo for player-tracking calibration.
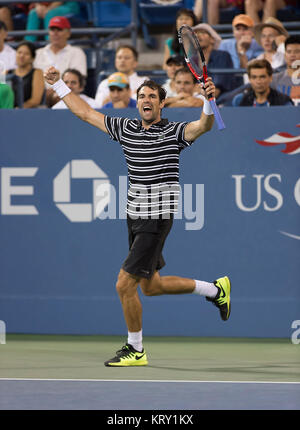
[53,160,110,222]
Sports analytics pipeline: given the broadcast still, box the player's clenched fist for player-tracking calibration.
[44,66,60,85]
[200,77,215,100]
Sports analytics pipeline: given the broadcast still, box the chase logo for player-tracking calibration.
[53,160,110,222]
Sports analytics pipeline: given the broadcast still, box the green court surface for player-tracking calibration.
[1,334,299,382]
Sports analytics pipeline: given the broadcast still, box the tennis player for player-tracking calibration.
[44,66,231,367]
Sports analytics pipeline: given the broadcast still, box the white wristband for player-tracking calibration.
[203,98,213,115]
[52,79,71,99]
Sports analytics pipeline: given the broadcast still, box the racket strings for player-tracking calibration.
[180,27,204,80]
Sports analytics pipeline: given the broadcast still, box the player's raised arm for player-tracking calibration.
[184,77,215,141]
[44,67,108,133]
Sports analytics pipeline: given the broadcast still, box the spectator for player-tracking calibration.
[219,14,263,69]
[10,41,44,108]
[52,68,98,109]
[162,54,185,97]
[163,8,198,70]
[0,3,29,32]
[194,0,244,25]
[271,35,300,105]
[95,45,147,108]
[0,82,14,108]
[102,72,137,108]
[0,20,16,71]
[245,0,297,25]
[219,14,263,87]
[164,67,204,107]
[25,2,80,42]
[254,17,288,70]
[232,58,293,106]
[34,16,87,107]
[192,23,235,98]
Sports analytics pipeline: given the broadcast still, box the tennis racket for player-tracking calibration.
[178,25,226,131]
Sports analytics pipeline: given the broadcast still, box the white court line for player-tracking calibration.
[0,378,299,384]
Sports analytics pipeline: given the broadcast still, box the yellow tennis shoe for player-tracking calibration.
[104,343,148,367]
[207,276,231,321]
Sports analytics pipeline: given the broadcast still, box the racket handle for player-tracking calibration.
[208,98,226,131]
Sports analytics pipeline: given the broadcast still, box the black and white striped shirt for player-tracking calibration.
[105,116,194,218]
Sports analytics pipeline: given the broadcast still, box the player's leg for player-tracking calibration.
[140,271,210,296]
[104,216,172,367]
[104,269,148,367]
[140,271,231,321]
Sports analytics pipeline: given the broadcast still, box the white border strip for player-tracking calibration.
[0,378,299,384]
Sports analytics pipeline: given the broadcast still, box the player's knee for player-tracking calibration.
[115,270,138,298]
[142,286,156,296]
[116,278,129,297]
[140,279,162,296]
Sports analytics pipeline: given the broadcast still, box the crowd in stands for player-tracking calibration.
[0,1,299,110]
[194,0,298,25]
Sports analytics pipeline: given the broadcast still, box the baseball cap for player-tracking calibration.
[48,16,71,29]
[166,55,185,66]
[232,14,254,28]
[192,23,222,49]
[107,72,129,89]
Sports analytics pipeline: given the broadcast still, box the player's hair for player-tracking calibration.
[136,80,167,102]
[116,45,139,61]
[285,35,300,48]
[16,41,36,59]
[174,66,198,83]
[62,68,86,88]
[247,59,273,77]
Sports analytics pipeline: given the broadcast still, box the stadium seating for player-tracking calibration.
[138,0,184,48]
[11,1,92,30]
[92,0,132,27]
[5,0,299,105]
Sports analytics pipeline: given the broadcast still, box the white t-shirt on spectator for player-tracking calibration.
[52,93,99,109]
[255,50,285,70]
[95,72,148,108]
[34,43,87,87]
[163,79,177,97]
[0,44,16,72]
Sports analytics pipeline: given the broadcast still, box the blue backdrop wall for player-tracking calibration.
[0,106,299,338]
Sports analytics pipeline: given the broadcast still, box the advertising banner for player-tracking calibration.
[0,107,299,337]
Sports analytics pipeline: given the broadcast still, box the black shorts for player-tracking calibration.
[122,215,173,279]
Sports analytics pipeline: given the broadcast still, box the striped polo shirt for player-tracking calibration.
[105,116,194,218]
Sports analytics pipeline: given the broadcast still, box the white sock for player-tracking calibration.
[127,330,143,352]
[193,279,218,298]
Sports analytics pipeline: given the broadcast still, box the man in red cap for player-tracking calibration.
[34,16,87,107]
